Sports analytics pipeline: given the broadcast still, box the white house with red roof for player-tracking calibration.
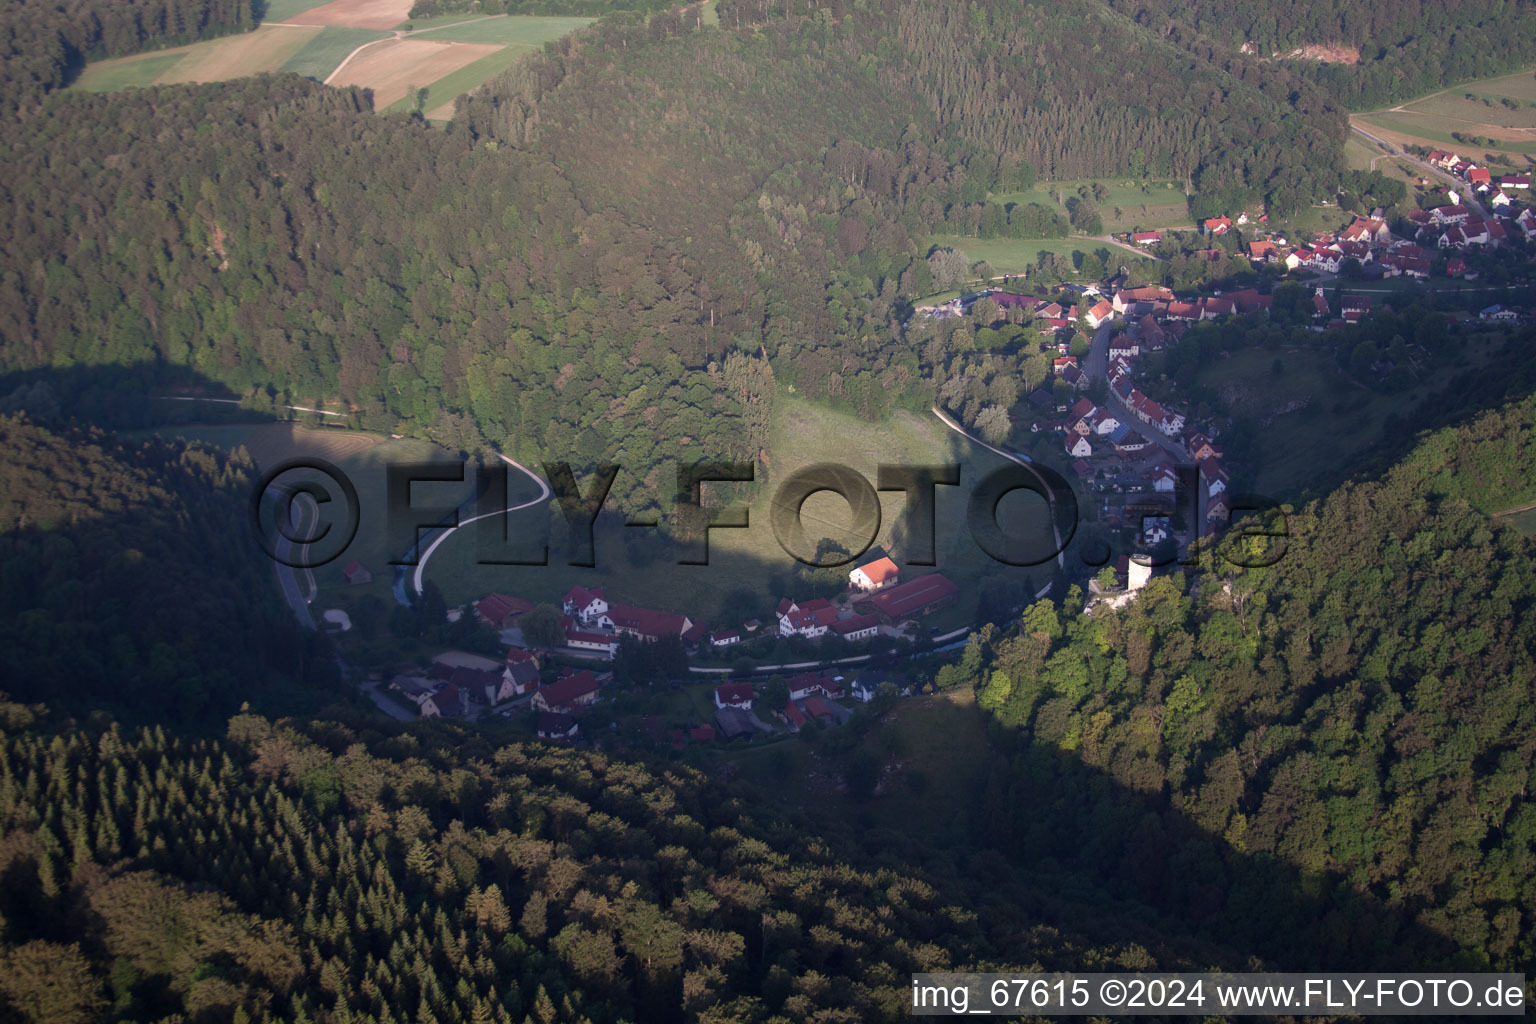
[532,671,601,713]
[1131,231,1163,245]
[562,586,608,624]
[603,604,692,642]
[1064,434,1093,458]
[709,627,742,648]
[849,556,899,592]
[1084,299,1115,328]
[1203,216,1233,235]
[1500,174,1529,190]
[562,616,618,658]
[713,682,754,709]
[775,597,838,638]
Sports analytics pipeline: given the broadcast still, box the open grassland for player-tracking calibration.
[415,48,528,118]
[926,234,1153,277]
[1499,506,1536,538]
[72,25,320,90]
[423,395,1037,627]
[993,178,1192,232]
[1344,136,1427,187]
[331,38,500,108]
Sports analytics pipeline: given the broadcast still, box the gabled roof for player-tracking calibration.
[715,682,753,704]
[607,603,689,637]
[852,556,899,586]
[540,671,600,708]
[564,585,606,608]
[865,574,959,618]
[477,593,532,623]
[829,612,881,636]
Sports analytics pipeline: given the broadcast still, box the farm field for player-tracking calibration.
[261,0,331,21]
[992,178,1192,232]
[384,15,593,116]
[331,38,500,108]
[284,0,414,30]
[279,26,389,79]
[925,234,1153,278]
[422,394,1039,629]
[1343,136,1427,187]
[71,25,320,90]
[1353,68,1536,162]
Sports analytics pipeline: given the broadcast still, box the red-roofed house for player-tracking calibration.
[562,586,608,624]
[1064,433,1093,458]
[709,627,742,648]
[1500,174,1530,190]
[563,617,619,657]
[849,556,899,592]
[689,724,716,743]
[532,671,601,713]
[603,604,693,641]
[714,682,754,709]
[1467,167,1492,190]
[1084,299,1115,328]
[1203,217,1233,235]
[829,613,881,641]
[775,597,839,638]
[1132,231,1163,245]
[537,712,579,741]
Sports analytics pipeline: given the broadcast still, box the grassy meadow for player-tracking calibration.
[992,177,1193,232]
[925,234,1155,278]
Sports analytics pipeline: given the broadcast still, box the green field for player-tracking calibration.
[407,14,591,45]
[259,0,330,21]
[421,394,1037,629]
[392,12,491,31]
[72,51,187,91]
[925,234,1154,278]
[280,26,390,80]
[992,178,1192,232]
[1343,136,1426,188]
[1500,507,1536,538]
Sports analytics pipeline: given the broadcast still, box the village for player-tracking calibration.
[347,157,1536,755]
[375,555,959,749]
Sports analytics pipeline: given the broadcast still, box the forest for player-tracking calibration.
[0,413,344,724]
[1107,0,1536,109]
[952,391,1536,973]
[0,0,1363,515]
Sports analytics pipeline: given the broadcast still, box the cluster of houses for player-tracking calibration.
[545,556,958,665]
[385,645,604,742]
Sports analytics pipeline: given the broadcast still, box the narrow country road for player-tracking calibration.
[1348,123,1488,220]
[931,405,1067,571]
[272,490,319,630]
[410,452,553,597]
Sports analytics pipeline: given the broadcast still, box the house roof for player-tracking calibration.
[505,647,537,665]
[1087,299,1114,320]
[865,573,959,619]
[564,585,605,608]
[537,712,577,736]
[477,593,532,622]
[539,671,600,708]
[607,603,689,637]
[1132,231,1163,242]
[709,627,741,643]
[715,682,754,704]
[830,612,881,636]
[853,556,899,585]
[689,724,716,742]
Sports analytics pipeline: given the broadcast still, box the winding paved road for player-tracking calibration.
[410,453,553,597]
[1348,123,1489,220]
[272,489,319,630]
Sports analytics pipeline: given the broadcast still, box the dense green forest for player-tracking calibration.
[954,391,1536,972]
[0,0,1360,514]
[0,0,256,113]
[0,701,1178,1023]
[0,414,341,724]
[1108,0,1536,109]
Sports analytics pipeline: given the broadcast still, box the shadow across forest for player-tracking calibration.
[741,696,1467,975]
